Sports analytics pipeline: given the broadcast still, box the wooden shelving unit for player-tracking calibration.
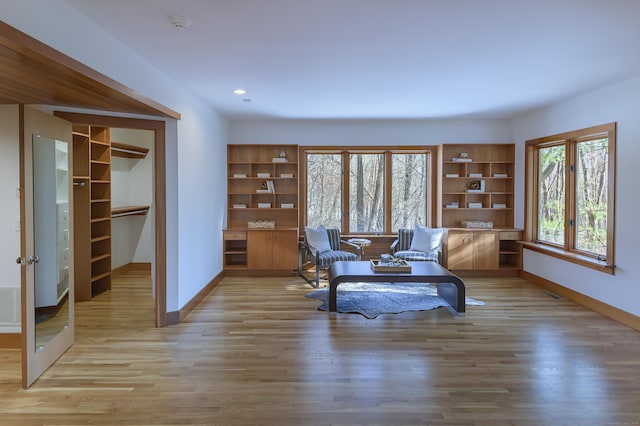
[72,125,112,300]
[89,127,112,296]
[438,143,515,229]
[438,143,521,275]
[225,144,299,274]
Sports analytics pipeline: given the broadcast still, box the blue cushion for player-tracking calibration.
[315,250,359,267]
[394,250,438,262]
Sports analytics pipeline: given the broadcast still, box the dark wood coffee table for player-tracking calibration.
[327,261,466,314]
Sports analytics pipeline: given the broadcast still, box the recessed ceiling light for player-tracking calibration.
[233,89,247,95]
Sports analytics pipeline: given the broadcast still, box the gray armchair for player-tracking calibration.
[298,227,361,288]
[390,226,444,263]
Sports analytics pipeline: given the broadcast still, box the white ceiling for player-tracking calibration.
[67,0,640,120]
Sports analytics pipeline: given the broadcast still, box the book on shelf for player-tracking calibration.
[445,173,460,178]
[257,172,271,178]
[280,203,295,208]
[272,157,288,163]
[232,203,247,209]
[493,173,509,178]
[256,189,270,193]
[257,202,272,208]
[280,173,294,178]
[232,173,247,178]
[452,157,472,162]
[266,180,275,192]
[492,203,507,209]
[445,202,459,208]
[467,202,483,208]
[469,173,483,178]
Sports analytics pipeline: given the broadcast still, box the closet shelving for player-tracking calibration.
[72,124,112,300]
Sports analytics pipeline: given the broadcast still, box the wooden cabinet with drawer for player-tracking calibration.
[445,229,499,271]
[444,228,522,276]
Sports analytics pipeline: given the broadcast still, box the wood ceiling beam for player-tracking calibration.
[0,21,181,120]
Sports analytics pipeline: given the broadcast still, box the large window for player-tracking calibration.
[349,153,385,232]
[526,123,615,271]
[303,148,433,234]
[306,153,342,229]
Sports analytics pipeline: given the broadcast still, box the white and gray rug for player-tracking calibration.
[305,282,484,318]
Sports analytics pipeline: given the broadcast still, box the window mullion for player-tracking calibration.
[566,140,577,251]
[341,151,350,233]
[384,152,392,234]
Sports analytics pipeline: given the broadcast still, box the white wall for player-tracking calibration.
[511,75,640,317]
[0,106,21,332]
[229,119,512,146]
[0,105,20,287]
[2,0,228,313]
[177,107,227,308]
[110,128,154,270]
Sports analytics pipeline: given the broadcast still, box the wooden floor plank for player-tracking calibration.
[1,273,639,424]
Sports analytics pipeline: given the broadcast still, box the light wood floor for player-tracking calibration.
[1,272,639,425]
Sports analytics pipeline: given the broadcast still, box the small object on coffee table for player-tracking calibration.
[370,258,412,272]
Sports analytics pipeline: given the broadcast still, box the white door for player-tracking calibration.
[20,107,74,388]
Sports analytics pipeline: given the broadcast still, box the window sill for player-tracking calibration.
[520,242,615,275]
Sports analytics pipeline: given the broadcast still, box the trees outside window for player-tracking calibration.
[303,148,432,233]
[306,153,342,229]
[349,153,384,233]
[526,123,615,267]
[391,153,427,231]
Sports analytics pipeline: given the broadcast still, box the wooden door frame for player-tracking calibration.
[54,111,168,327]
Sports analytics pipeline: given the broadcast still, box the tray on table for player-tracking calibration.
[370,259,412,273]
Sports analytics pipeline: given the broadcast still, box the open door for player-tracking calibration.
[20,106,74,388]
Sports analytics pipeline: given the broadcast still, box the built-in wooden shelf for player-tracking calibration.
[111,141,149,159]
[111,205,150,218]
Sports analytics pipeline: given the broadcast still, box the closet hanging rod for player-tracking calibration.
[111,146,145,156]
[111,205,150,218]
[112,210,148,218]
[111,141,149,159]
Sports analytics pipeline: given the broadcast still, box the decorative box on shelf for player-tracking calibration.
[247,220,275,229]
[461,220,493,229]
[466,179,485,193]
